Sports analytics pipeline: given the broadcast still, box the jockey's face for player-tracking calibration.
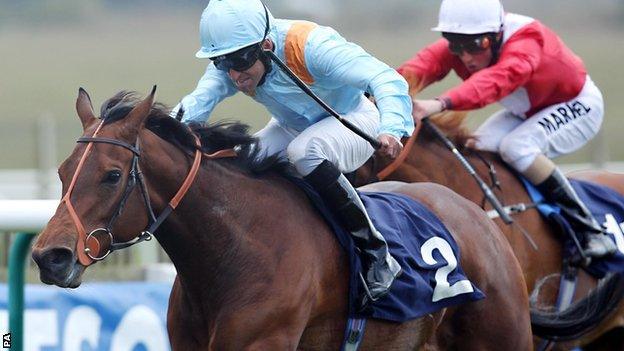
[444,33,497,73]
[457,48,494,73]
[226,39,273,96]
[228,60,265,95]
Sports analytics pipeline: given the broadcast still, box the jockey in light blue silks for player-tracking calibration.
[172,0,413,304]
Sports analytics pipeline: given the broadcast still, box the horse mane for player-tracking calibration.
[100,91,291,175]
[424,111,473,147]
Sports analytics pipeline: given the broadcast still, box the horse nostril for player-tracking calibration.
[51,251,69,265]
[34,247,74,272]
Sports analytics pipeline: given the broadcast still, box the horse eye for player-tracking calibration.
[102,170,122,185]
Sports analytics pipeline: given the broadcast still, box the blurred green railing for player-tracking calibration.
[0,199,165,350]
[1,200,57,351]
[8,233,36,351]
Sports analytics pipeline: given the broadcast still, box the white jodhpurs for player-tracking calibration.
[472,76,604,172]
[254,96,380,176]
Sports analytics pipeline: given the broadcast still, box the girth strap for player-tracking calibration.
[341,318,367,351]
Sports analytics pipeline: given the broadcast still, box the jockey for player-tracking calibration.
[399,0,617,259]
[172,0,413,303]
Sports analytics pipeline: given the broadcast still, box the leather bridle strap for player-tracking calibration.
[64,125,237,266]
[141,141,238,237]
[62,121,106,266]
[77,137,140,155]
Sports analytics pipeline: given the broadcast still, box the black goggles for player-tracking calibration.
[444,34,492,55]
[212,43,262,72]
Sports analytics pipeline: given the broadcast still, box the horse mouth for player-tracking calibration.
[39,263,85,288]
[33,247,86,288]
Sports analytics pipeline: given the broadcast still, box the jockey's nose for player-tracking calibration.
[458,50,474,61]
[32,246,74,284]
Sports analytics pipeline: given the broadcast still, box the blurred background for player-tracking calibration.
[2,0,624,191]
[0,1,623,349]
[0,0,623,275]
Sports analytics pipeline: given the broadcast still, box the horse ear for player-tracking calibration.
[76,87,96,130]
[125,85,157,132]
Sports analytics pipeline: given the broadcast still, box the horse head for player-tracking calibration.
[32,87,165,288]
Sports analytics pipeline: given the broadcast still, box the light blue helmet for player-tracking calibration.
[196,0,274,59]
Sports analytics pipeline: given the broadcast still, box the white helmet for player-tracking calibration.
[196,0,274,59]
[432,0,504,35]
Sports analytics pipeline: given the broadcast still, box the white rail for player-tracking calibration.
[0,200,58,231]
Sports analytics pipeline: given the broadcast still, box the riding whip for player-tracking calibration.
[263,49,382,150]
[422,117,514,224]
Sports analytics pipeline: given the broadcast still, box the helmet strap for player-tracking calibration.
[257,45,273,86]
[257,1,272,87]
[488,31,504,66]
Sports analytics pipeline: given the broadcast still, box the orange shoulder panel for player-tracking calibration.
[284,21,318,85]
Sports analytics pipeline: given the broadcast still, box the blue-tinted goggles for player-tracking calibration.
[212,44,262,72]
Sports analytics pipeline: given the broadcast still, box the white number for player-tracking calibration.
[421,237,474,302]
[603,214,624,254]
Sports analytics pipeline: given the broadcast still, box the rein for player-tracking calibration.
[375,117,513,224]
[376,116,423,180]
[63,121,236,266]
[375,117,538,249]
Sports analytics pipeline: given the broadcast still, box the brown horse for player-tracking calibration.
[32,88,532,350]
[357,108,624,350]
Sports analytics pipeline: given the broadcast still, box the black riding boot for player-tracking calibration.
[537,168,617,259]
[305,160,402,303]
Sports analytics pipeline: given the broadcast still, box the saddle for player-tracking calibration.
[521,177,624,278]
[290,176,484,322]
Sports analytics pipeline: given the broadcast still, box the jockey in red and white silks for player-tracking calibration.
[402,12,603,171]
[399,0,616,260]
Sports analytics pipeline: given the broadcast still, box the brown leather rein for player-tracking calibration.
[63,120,236,266]
[376,119,423,180]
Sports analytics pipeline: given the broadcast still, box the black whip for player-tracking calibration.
[263,49,381,150]
[422,117,514,224]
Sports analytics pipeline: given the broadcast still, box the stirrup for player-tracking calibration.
[584,234,618,259]
[359,273,382,303]
[357,273,383,313]
[569,251,592,268]
[358,263,402,304]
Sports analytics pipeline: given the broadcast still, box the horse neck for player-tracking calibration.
[407,136,515,203]
[137,132,304,317]
[408,137,470,186]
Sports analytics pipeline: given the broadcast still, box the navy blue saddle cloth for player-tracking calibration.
[290,177,484,323]
[521,177,624,278]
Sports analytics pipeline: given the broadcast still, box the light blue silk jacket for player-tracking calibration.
[179,19,414,138]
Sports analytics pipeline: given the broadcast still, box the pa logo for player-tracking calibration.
[2,333,10,349]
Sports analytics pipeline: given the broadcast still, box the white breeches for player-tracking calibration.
[254,96,380,176]
[472,76,604,172]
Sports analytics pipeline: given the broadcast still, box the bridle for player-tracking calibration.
[63,120,236,266]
